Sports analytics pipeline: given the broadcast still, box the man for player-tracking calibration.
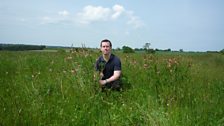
[95,39,122,91]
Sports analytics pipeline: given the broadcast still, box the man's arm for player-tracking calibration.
[106,70,121,83]
[99,70,121,85]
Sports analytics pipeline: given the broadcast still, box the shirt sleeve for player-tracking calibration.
[114,57,121,71]
[95,58,100,71]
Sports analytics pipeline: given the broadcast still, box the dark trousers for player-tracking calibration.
[102,79,122,91]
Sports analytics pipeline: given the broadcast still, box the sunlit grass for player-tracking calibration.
[0,50,223,125]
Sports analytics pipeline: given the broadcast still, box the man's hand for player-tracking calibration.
[100,72,104,79]
[99,79,107,86]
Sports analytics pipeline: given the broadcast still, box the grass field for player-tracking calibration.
[0,49,223,126]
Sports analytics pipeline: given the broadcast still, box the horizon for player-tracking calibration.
[1,42,222,52]
[0,0,224,52]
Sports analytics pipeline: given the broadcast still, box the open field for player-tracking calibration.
[0,50,224,125]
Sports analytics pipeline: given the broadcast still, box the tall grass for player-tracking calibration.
[0,50,223,125]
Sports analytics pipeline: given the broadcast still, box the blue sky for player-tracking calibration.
[0,0,223,51]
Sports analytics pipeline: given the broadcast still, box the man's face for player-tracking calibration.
[100,42,111,55]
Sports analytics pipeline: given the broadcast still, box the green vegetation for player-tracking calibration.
[0,44,46,51]
[122,46,135,53]
[0,50,223,125]
[220,49,224,54]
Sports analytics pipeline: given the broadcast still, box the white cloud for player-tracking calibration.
[125,31,130,35]
[40,4,144,29]
[111,4,125,19]
[41,16,54,24]
[77,5,111,24]
[77,4,143,28]
[58,10,69,16]
[127,15,144,29]
[41,17,63,24]
[126,11,144,29]
[41,10,71,24]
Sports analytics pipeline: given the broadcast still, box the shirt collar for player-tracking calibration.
[100,54,114,62]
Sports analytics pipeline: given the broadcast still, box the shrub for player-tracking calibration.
[220,49,224,54]
[122,46,135,53]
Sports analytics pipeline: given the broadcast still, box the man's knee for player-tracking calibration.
[111,80,122,91]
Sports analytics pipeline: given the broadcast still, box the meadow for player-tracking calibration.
[0,49,223,126]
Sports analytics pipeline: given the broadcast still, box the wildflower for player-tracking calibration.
[93,74,97,80]
[18,108,22,114]
[144,64,148,69]
[167,58,178,68]
[65,56,72,61]
[131,59,137,65]
[71,69,76,74]
[188,62,192,67]
[167,63,171,68]
[84,54,89,58]
[67,56,72,60]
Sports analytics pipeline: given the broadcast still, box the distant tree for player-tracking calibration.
[136,48,144,51]
[143,43,155,54]
[155,48,159,51]
[116,47,121,51]
[122,46,135,53]
[179,49,184,52]
[207,51,219,53]
[143,43,151,50]
[148,49,156,54]
[220,49,224,54]
[0,44,46,51]
[134,48,142,51]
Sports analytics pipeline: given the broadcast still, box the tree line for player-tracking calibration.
[0,44,46,51]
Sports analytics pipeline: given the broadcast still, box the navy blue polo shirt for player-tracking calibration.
[95,54,121,80]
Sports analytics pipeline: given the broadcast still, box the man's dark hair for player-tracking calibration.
[100,39,112,47]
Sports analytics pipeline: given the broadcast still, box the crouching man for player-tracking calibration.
[95,39,122,91]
